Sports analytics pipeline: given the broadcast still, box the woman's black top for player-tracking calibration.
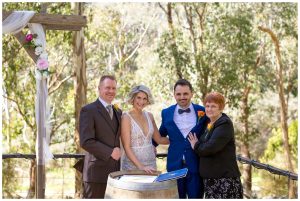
[194,113,241,178]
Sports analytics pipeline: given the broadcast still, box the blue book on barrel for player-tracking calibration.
[154,168,188,182]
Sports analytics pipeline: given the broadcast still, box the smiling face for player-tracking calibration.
[98,78,117,104]
[205,101,223,122]
[203,92,225,122]
[132,91,149,110]
[174,85,193,109]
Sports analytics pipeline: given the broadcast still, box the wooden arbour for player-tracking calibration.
[3,10,86,62]
[2,9,87,199]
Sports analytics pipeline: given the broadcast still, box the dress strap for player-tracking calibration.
[144,111,150,124]
[124,112,141,129]
[124,111,134,120]
[144,111,154,132]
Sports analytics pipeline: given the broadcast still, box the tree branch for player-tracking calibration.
[3,95,35,129]
[48,74,74,95]
[158,2,167,15]
[124,22,151,62]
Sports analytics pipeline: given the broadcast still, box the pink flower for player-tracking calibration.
[25,34,33,42]
[37,58,49,70]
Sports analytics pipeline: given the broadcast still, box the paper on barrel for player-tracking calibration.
[118,175,157,183]
[118,168,188,183]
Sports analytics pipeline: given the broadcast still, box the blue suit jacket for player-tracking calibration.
[159,103,208,173]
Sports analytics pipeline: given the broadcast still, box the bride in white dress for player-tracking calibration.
[121,85,169,173]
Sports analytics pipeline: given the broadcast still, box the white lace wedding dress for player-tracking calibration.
[121,111,157,170]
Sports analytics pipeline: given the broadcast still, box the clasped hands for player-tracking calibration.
[111,147,121,160]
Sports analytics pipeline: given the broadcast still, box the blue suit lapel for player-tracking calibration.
[192,103,199,121]
[191,103,207,134]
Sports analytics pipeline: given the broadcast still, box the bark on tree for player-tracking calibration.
[72,2,87,198]
[184,3,208,99]
[258,26,295,199]
[114,11,152,72]
[239,42,265,198]
[26,159,36,198]
[240,86,252,198]
[159,3,183,79]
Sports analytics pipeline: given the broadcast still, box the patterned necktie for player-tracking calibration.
[106,105,113,119]
[178,108,191,114]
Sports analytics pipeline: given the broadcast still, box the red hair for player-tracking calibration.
[204,92,225,110]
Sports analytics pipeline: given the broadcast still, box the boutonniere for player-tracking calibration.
[204,123,213,140]
[207,123,213,131]
[197,110,205,124]
[113,104,120,112]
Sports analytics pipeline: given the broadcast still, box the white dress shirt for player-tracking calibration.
[173,103,196,138]
[99,97,111,112]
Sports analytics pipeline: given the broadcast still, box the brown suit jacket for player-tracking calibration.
[79,99,122,183]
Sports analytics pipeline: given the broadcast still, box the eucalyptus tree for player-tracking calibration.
[85,3,167,105]
[156,2,241,101]
[211,4,263,197]
[156,2,298,198]
[255,2,297,198]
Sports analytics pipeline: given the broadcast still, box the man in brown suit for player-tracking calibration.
[79,75,122,198]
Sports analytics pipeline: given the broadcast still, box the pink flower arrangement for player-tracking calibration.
[37,58,49,70]
[25,32,49,76]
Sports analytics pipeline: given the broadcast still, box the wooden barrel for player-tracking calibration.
[104,170,178,199]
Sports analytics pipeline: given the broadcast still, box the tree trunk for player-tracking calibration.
[241,143,252,198]
[166,3,182,79]
[240,86,252,198]
[258,26,295,199]
[72,2,87,198]
[184,4,208,99]
[26,159,36,198]
[158,3,182,78]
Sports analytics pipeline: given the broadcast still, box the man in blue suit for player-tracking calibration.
[159,79,208,198]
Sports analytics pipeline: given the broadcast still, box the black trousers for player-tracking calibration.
[82,182,106,199]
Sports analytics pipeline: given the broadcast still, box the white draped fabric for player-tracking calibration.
[2,11,35,34]
[2,11,53,164]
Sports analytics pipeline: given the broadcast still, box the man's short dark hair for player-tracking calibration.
[99,75,116,85]
[174,79,193,92]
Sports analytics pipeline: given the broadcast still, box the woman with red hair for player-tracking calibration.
[188,92,243,198]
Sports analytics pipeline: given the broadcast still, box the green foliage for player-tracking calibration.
[2,160,22,198]
[3,2,41,11]
[262,120,298,162]
[254,169,291,198]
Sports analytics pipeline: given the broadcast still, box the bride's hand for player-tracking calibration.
[139,165,155,174]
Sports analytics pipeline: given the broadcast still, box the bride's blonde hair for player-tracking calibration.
[127,85,154,105]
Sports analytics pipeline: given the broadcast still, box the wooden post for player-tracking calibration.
[36,3,48,199]
[72,2,87,198]
[2,7,87,199]
[36,80,47,199]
